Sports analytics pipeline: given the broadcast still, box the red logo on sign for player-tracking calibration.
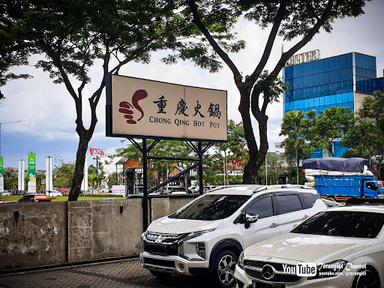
[119,89,148,124]
[90,148,105,157]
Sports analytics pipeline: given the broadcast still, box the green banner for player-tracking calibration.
[28,153,36,180]
[0,156,3,175]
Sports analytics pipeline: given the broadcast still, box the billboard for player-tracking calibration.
[106,75,227,141]
[0,156,3,175]
[28,153,37,193]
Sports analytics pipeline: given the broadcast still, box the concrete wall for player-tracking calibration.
[0,196,195,271]
[68,199,143,262]
[0,202,67,270]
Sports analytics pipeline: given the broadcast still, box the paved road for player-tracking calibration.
[0,259,211,288]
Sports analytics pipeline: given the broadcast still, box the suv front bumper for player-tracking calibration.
[141,251,209,275]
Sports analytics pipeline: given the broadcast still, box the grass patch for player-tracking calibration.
[1,195,125,202]
[1,195,22,202]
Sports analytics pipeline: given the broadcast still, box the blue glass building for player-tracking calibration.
[283,52,383,157]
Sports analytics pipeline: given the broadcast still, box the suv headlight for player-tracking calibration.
[309,259,348,280]
[238,251,244,269]
[179,228,216,244]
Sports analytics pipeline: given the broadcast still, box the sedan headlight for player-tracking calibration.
[309,259,348,280]
[238,251,244,269]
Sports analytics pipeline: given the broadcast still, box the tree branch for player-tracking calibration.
[260,0,334,113]
[108,35,159,76]
[269,0,334,81]
[187,0,242,87]
[248,0,288,84]
[88,44,110,134]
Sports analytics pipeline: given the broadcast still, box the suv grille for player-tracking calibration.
[244,260,301,283]
[143,232,186,256]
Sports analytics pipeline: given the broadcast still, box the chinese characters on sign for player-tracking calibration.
[107,75,227,141]
[153,96,167,114]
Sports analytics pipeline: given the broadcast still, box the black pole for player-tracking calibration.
[198,141,203,195]
[96,157,99,190]
[142,138,149,231]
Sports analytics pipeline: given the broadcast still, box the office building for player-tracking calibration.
[283,51,383,157]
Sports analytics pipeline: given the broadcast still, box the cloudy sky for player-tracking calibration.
[1,0,383,169]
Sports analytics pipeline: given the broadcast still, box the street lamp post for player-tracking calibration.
[0,120,21,156]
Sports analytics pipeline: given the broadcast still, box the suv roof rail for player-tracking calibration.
[253,184,313,194]
[253,186,268,193]
[280,184,312,189]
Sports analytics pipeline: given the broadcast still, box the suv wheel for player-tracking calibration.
[353,267,380,288]
[213,250,238,288]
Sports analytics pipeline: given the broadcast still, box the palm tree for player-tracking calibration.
[280,111,312,184]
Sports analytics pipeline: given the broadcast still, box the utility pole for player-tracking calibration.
[0,120,21,156]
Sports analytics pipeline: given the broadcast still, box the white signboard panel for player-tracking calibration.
[106,75,227,141]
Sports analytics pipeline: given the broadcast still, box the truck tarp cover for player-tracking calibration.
[302,157,368,172]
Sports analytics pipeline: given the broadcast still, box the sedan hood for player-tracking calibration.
[147,216,221,234]
[245,233,376,263]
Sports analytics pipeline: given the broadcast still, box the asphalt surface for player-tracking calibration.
[0,259,212,288]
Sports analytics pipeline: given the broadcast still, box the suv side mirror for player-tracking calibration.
[245,213,259,224]
[239,212,259,229]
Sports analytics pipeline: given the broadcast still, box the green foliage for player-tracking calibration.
[1,0,240,199]
[306,107,354,156]
[280,107,354,183]
[107,173,120,187]
[281,107,354,159]
[203,153,224,185]
[184,0,369,183]
[3,168,18,191]
[344,91,384,178]
[280,110,313,162]
[236,0,368,40]
[258,152,286,185]
[287,167,306,185]
[0,2,32,99]
[36,171,45,191]
[53,163,75,188]
[116,139,192,160]
[88,164,105,189]
[217,120,248,166]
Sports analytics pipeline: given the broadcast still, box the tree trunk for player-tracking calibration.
[68,130,91,201]
[239,88,270,184]
[239,90,258,184]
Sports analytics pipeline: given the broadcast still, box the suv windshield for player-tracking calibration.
[169,194,250,220]
[292,211,384,238]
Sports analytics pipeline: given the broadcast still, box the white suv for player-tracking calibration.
[140,185,327,287]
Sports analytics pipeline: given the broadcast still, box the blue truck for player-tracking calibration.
[302,158,384,201]
[314,175,384,201]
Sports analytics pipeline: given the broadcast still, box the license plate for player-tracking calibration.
[252,282,285,288]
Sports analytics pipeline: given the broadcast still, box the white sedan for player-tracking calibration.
[235,206,384,288]
[49,190,63,197]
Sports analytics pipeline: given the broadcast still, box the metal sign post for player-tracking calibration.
[126,138,213,230]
